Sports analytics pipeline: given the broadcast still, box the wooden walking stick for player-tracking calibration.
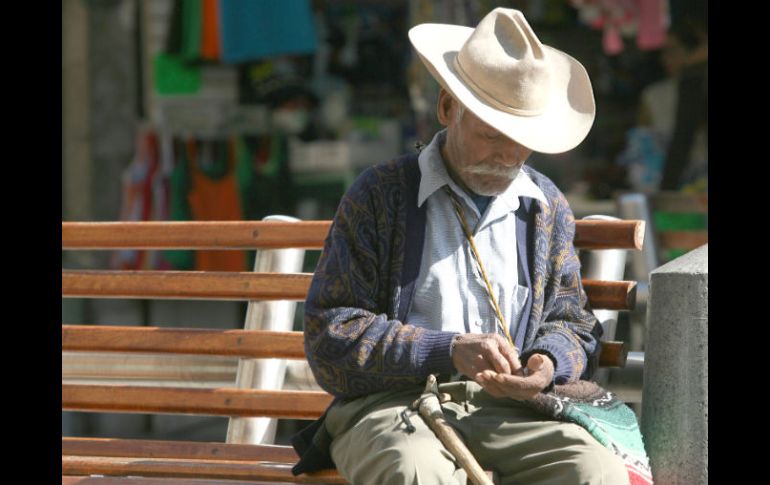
[412,374,495,485]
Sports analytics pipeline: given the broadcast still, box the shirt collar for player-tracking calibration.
[417,129,549,211]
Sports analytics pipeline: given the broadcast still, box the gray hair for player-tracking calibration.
[453,100,465,124]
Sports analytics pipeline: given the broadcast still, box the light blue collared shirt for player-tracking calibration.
[406,129,549,341]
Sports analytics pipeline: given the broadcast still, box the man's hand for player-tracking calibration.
[451,333,522,377]
[475,353,555,401]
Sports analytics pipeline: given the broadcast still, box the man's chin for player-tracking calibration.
[468,184,510,197]
[467,177,515,197]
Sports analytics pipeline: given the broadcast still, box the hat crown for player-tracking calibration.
[455,8,551,116]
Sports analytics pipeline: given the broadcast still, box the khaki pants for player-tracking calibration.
[327,381,630,485]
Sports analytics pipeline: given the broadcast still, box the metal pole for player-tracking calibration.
[615,193,658,283]
[580,215,627,386]
[226,215,306,445]
[616,193,659,352]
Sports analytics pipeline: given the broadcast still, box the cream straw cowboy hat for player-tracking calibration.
[409,7,595,154]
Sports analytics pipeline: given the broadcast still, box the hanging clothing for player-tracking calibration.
[186,138,247,272]
[201,0,221,60]
[637,0,666,51]
[572,0,668,55]
[181,0,203,62]
[112,131,162,270]
[163,137,196,270]
[218,0,318,64]
[153,53,202,95]
[234,134,294,222]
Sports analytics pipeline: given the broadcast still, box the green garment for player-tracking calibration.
[164,141,195,270]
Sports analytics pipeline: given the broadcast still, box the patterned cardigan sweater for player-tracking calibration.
[293,151,603,474]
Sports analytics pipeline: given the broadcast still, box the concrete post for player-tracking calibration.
[642,244,707,485]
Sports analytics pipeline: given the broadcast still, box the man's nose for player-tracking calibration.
[498,139,526,167]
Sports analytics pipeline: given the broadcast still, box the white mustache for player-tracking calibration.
[462,164,521,179]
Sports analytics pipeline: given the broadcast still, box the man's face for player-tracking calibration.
[439,92,533,197]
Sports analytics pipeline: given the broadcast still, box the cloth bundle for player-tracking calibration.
[526,381,654,485]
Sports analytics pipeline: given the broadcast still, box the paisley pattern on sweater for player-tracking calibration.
[304,153,602,399]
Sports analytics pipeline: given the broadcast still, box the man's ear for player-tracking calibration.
[436,88,454,127]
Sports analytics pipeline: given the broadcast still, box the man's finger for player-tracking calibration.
[485,348,511,375]
[493,335,522,375]
[527,354,544,372]
[476,370,508,397]
[493,371,547,396]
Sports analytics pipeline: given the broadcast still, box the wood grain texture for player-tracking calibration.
[62,326,305,359]
[61,326,627,367]
[62,221,332,250]
[62,271,636,309]
[62,385,332,419]
[572,220,645,250]
[62,477,308,485]
[62,271,311,301]
[62,456,345,484]
[598,341,627,368]
[62,220,644,250]
[581,279,637,310]
[62,437,298,463]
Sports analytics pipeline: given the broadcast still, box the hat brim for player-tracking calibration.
[409,23,595,154]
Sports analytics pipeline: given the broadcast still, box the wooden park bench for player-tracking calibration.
[62,216,645,484]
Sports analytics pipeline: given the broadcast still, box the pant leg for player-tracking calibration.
[326,387,468,485]
[441,381,631,485]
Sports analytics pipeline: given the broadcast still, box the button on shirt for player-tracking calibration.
[405,129,549,341]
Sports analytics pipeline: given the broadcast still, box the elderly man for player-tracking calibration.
[292,8,634,485]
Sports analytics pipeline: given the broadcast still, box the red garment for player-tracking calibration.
[636,0,666,50]
[186,138,246,272]
[201,0,221,60]
[112,131,161,270]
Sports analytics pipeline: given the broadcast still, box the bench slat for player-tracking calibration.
[62,271,311,301]
[63,477,301,485]
[62,326,305,359]
[62,384,332,419]
[572,219,644,250]
[62,270,637,310]
[62,437,299,463]
[62,220,645,251]
[599,340,627,368]
[61,326,627,367]
[62,455,345,484]
[62,221,332,250]
[582,279,637,310]
[62,352,237,383]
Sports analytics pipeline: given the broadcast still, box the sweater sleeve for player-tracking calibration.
[520,189,602,385]
[303,168,457,399]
